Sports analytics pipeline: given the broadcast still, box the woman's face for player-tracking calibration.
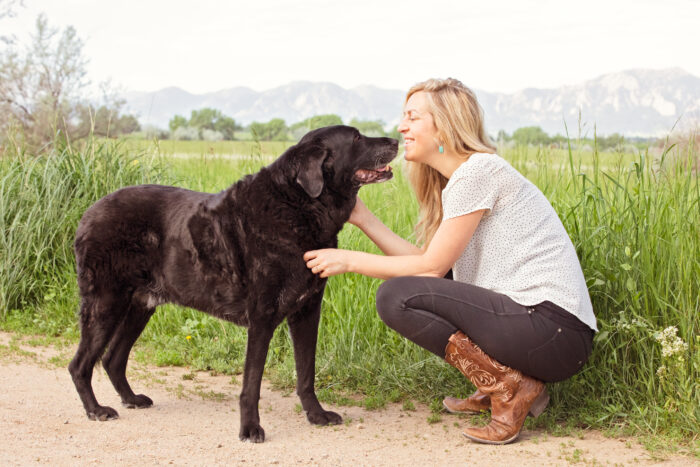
[398,91,439,163]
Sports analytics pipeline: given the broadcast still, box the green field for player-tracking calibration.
[1,136,698,453]
[123,138,294,159]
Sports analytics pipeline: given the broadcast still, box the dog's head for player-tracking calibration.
[278,125,398,199]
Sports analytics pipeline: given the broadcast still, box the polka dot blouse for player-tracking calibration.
[442,153,597,331]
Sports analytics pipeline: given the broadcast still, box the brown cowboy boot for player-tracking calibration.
[442,389,490,414]
[444,331,549,445]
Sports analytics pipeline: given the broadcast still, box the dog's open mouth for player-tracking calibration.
[354,165,393,184]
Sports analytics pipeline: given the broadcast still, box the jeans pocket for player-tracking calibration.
[527,327,588,382]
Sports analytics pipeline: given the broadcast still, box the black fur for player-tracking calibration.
[68,125,398,442]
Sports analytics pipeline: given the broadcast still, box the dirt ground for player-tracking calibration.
[0,332,696,466]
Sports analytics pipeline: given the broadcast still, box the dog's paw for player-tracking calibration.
[121,394,153,409]
[307,409,342,426]
[239,423,265,443]
[87,405,119,421]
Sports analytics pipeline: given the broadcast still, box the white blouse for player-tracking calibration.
[442,153,597,331]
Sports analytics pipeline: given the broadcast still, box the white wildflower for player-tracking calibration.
[656,365,667,379]
[654,326,688,359]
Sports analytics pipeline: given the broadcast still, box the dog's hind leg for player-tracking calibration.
[238,321,278,443]
[102,301,155,409]
[288,298,342,426]
[68,293,126,421]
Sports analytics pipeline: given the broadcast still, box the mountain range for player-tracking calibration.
[124,68,700,137]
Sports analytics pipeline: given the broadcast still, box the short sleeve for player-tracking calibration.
[442,165,499,220]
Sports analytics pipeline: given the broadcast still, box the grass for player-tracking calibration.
[0,136,168,333]
[0,132,698,454]
[123,138,294,159]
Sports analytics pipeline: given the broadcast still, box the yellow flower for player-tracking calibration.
[130,159,140,166]
[186,335,192,340]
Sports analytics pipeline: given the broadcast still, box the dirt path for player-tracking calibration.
[0,332,695,466]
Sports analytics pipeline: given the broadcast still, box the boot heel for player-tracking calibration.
[527,387,549,418]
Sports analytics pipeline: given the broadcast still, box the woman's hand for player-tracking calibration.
[303,249,352,278]
[348,196,371,227]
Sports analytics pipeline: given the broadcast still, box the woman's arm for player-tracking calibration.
[349,197,421,256]
[305,209,485,280]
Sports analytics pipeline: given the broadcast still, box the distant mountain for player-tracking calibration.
[124,68,700,137]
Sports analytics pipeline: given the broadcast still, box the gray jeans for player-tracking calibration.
[375,276,594,382]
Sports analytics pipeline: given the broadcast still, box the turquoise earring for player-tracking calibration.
[439,145,444,154]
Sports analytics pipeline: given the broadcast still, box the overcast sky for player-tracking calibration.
[3,0,699,95]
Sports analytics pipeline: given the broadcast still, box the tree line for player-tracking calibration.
[166,112,642,152]
[166,111,400,142]
[497,126,640,151]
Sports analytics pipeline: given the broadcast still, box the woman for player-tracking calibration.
[303,78,597,445]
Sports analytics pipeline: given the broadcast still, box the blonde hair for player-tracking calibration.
[405,78,497,247]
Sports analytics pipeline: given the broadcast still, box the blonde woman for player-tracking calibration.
[303,78,597,444]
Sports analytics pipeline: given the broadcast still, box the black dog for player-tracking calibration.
[68,125,397,442]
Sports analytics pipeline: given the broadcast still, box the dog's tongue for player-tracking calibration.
[376,165,391,173]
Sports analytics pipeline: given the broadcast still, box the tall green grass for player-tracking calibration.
[0,137,168,333]
[508,140,699,439]
[0,135,697,443]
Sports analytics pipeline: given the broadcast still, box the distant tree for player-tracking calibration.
[189,108,221,131]
[169,114,187,133]
[598,133,624,150]
[0,14,88,146]
[141,124,169,140]
[74,103,140,137]
[115,113,140,135]
[551,134,567,144]
[496,129,509,142]
[201,128,224,141]
[214,115,240,140]
[249,121,266,140]
[308,114,343,129]
[265,118,288,141]
[250,118,289,141]
[511,126,550,146]
[172,126,199,141]
[169,108,240,140]
[349,118,386,137]
[290,114,343,139]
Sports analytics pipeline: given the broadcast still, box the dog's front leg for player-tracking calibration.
[288,298,342,426]
[239,322,276,443]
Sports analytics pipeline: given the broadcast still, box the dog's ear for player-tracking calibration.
[295,143,328,198]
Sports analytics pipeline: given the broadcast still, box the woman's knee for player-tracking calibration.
[375,277,413,328]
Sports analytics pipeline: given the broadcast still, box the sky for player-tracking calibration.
[2,0,700,96]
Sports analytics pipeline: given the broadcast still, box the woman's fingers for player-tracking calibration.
[303,250,317,261]
[304,249,345,277]
[304,250,324,274]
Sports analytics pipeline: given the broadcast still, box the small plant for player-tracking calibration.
[427,413,441,424]
[654,326,692,412]
[362,394,386,410]
[429,398,443,414]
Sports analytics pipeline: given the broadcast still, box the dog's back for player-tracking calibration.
[75,184,205,296]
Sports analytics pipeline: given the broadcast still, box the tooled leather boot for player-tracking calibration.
[442,389,490,414]
[444,331,549,445]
